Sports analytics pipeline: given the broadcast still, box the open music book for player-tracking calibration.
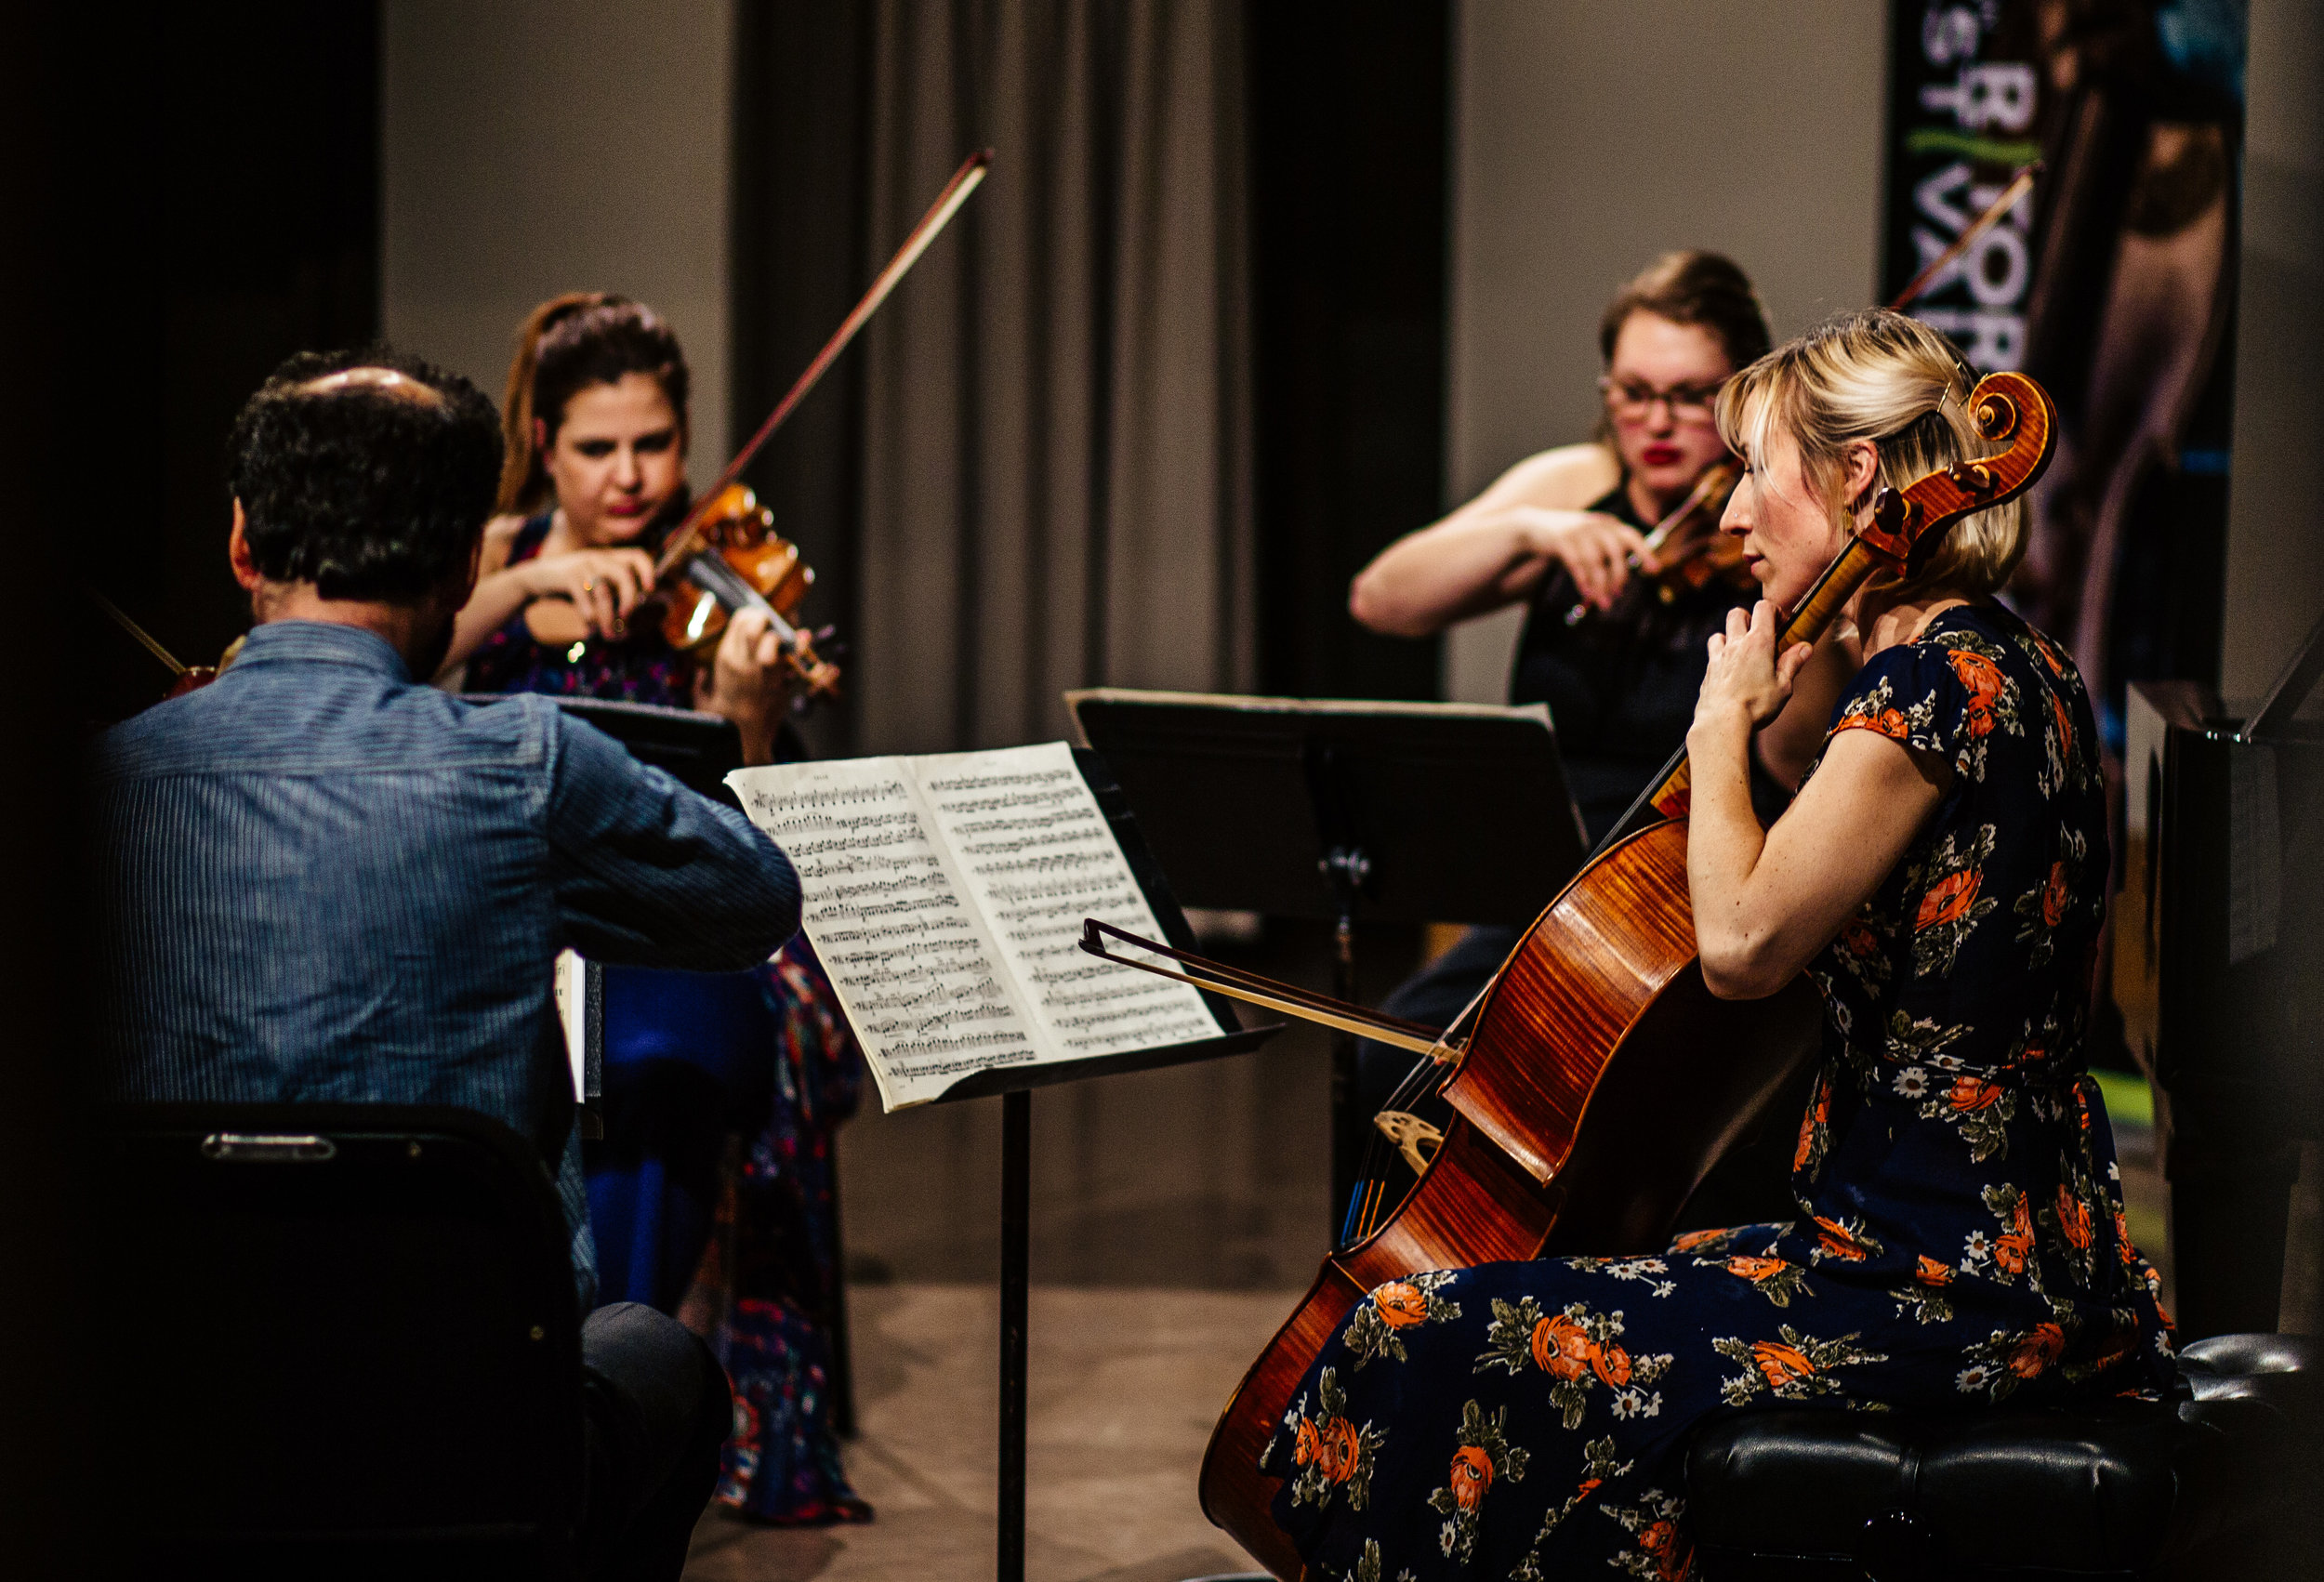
[727,741,1219,1111]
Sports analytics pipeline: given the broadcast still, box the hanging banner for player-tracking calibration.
[1884,0,2248,745]
[1882,2,2047,370]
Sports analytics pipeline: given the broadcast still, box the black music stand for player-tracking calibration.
[909,748,1277,1582]
[1064,688,1589,1227]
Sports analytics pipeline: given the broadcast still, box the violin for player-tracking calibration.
[1562,459,1751,627]
[650,483,840,700]
[1082,372,2060,1578]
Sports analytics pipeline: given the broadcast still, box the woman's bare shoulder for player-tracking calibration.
[1472,442,1622,512]
[477,512,530,575]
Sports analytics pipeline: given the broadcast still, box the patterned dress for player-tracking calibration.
[1264,601,2173,1581]
[464,512,870,1524]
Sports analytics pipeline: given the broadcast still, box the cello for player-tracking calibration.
[1082,370,2057,1577]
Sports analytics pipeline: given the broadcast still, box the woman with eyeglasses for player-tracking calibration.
[1347,254,1832,1219]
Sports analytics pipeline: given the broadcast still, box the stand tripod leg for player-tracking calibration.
[998,1088,1030,1582]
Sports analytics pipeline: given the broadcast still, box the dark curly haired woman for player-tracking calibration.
[442,294,870,1526]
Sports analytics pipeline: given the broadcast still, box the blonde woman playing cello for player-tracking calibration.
[1265,311,2172,1579]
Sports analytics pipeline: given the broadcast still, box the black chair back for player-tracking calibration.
[86,1104,582,1579]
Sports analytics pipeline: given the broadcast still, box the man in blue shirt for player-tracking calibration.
[90,349,801,1580]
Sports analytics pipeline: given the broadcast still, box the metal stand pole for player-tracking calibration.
[1328,907,1360,1235]
[1319,845,1370,1238]
[997,1088,1031,1582]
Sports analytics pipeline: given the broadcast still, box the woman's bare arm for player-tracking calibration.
[1348,443,1633,637]
[1687,602,1948,999]
[434,515,656,680]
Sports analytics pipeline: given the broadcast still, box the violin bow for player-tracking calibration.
[654,149,993,580]
[87,585,191,679]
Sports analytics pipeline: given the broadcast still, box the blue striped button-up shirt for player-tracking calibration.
[89,620,801,1307]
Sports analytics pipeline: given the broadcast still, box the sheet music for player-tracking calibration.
[729,758,1045,1110]
[915,742,1218,1061]
[730,743,1221,1110]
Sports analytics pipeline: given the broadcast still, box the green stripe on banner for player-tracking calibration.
[1904,127,2044,165]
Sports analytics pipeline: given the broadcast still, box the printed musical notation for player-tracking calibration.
[729,742,1219,1111]
[922,743,1217,1061]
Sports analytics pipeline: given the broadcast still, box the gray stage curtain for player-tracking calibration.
[850,0,1253,754]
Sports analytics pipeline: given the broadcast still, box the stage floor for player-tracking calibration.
[684,1283,1289,1580]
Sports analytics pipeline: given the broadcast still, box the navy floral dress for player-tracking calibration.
[1263,601,2172,1581]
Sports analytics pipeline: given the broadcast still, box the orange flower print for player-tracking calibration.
[1997,1198,2035,1273]
[1794,1075,1833,1177]
[1949,648,2006,738]
[1753,1339,1816,1390]
[1531,1312,1594,1380]
[1671,1227,1733,1255]
[2008,1322,2066,1379]
[1603,1487,1693,1582]
[1893,1254,1959,1323]
[1963,1183,2038,1286]
[1485,1298,1673,1430]
[1917,867,1983,930]
[1639,1516,1691,1582]
[1710,1250,1810,1306]
[1910,824,2000,976]
[2050,691,2075,768]
[1340,1268,1460,1368]
[1715,1325,1885,1404]
[1278,1367,1383,1512]
[1948,1075,2004,1112]
[1846,705,1911,739]
[1311,1417,1359,1483]
[2054,1184,2094,1250]
[1446,1444,1493,1510]
[1812,1214,1882,1264]
[1425,1400,1528,1563]
[1373,1281,1427,1328]
[2014,829,2084,968]
[1958,1313,2071,1403]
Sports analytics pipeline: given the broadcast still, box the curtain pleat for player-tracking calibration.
[853,0,1252,755]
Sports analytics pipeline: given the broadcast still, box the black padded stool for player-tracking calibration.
[1685,1334,2320,1580]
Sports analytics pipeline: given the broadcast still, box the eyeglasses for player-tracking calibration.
[1599,376,1725,424]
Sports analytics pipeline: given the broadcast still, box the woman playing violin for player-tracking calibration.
[1348,255,1817,1187]
[1266,310,2172,1580]
[439,293,795,765]
[445,294,871,1526]
[1351,250,1809,837]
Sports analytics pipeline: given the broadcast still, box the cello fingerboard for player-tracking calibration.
[1630,539,1886,831]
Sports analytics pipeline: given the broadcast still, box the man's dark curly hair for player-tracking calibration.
[227,347,502,601]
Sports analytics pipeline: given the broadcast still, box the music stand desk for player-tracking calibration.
[1065,688,1588,1219]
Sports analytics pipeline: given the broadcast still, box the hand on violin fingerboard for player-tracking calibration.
[693,605,797,765]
